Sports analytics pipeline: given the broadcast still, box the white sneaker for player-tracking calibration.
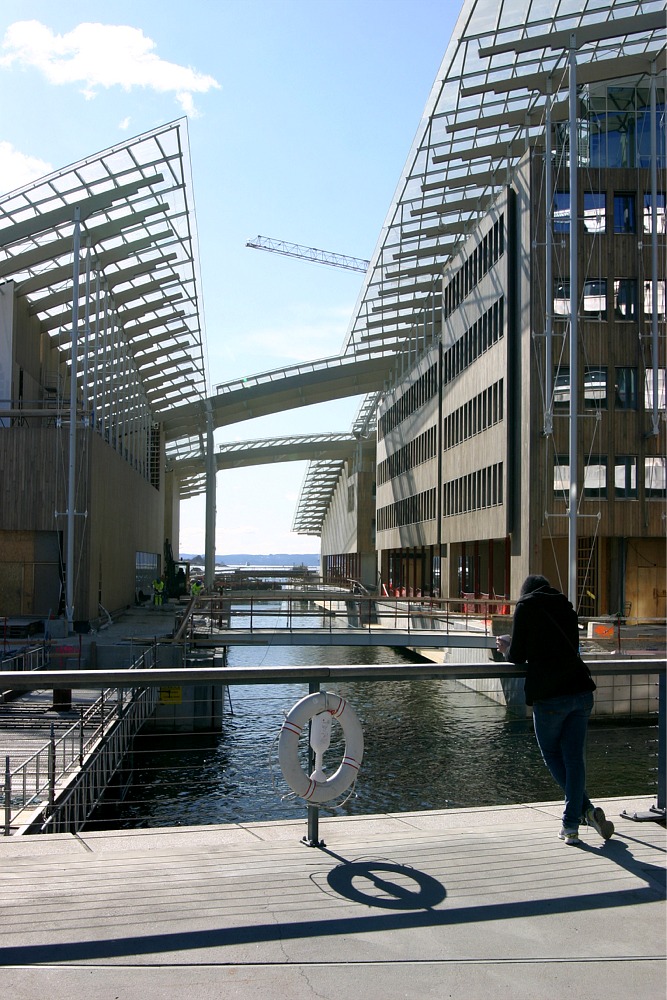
[585,806,614,840]
[558,827,581,845]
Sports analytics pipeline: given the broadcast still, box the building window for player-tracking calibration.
[645,457,666,498]
[583,279,607,319]
[584,366,607,408]
[613,279,637,320]
[584,192,606,233]
[643,193,666,234]
[554,457,569,496]
[553,368,569,408]
[614,457,638,498]
[644,368,666,411]
[553,192,570,233]
[584,458,607,499]
[348,485,355,512]
[643,279,666,320]
[615,367,637,409]
[613,193,636,233]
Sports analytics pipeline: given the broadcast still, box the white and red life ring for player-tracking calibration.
[278,691,364,803]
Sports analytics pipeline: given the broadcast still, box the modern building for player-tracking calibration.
[312,0,666,619]
[0,121,207,627]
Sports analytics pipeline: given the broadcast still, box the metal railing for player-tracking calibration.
[1,657,664,838]
[1,644,49,673]
[176,592,666,655]
[2,646,159,835]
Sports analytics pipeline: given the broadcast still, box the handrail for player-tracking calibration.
[0,658,663,689]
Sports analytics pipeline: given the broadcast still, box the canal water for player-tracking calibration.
[90,602,657,830]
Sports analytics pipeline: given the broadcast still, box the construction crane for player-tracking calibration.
[246,235,369,273]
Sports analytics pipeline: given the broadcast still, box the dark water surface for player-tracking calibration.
[89,603,657,829]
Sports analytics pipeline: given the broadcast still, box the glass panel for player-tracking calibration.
[644,369,667,411]
[584,459,607,499]
[553,280,570,316]
[554,458,569,494]
[553,192,570,233]
[643,193,666,234]
[643,279,666,319]
[553,368,569,408]
[613,193,636,233]
[583,279,607,318]
[614,457,637,499]
[583,192,605,233]
[613,279,638,320]
[645,457,666,498]
[615,367,637,409]
[584,367,607,408]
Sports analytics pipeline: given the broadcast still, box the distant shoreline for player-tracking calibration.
[181,553,320,567]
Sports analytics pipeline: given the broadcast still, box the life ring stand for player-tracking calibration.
[278,691,364,803]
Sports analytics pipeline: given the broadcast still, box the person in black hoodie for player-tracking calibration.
[496,574,614,846]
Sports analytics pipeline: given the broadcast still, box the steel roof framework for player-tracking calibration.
[0,119,208,423]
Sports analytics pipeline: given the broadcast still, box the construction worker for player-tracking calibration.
[153,575,165,607]
[190,578,204,599]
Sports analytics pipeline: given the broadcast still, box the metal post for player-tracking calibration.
[303,679,323,848]
[48,724,56,810]
[79,706,84,766]
[205,399,217,589]
[649,62,660,437]
[657,670,666,813]
[544,76,554,436]
[567,38,579,607]
[4,756,10,836]
[66,207,82,633]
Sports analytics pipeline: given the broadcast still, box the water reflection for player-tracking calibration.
[92,602,656,829]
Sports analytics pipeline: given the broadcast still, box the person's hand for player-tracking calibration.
[495,634,511,655]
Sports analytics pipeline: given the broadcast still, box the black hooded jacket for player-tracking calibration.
[507,585,593,705]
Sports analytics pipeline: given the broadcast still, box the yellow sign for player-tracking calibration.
[159,686,182,704]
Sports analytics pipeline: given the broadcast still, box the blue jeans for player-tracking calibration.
[532,691,594,829]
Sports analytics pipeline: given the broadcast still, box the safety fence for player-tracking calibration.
[180,591,666,656]
[2,645,159,835]
[0,657,664,838]
[1,644,49,674]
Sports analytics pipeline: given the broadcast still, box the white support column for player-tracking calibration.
[66,207,81,633]
[82,239,92,421]
[92,268,101,427]
[650,61,660,437]
[567,37,579,607]
[204,398,217,589]
[544,76,554,436]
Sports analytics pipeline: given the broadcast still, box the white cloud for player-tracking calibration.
[118,116,131,130]
[0,20,220,115]
[0,141,52,193]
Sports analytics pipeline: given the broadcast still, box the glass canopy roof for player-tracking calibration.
[0,119,208,417]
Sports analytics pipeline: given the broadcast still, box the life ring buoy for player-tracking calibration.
[278,691,364,803]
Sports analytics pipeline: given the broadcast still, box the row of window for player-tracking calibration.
[443,463,504,518]
[377,424,437,486]
[378,363,438,439]
[443,297,505,388]
[444,379,504,451]
[553,367,666,411]
[375,454,664,526]
[554,456,666,499]
[553,191,666,235]
[553,278,666,322]
[377,488,437,532]
[443,216,505,320]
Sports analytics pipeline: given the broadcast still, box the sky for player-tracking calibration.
[0,0,459,557]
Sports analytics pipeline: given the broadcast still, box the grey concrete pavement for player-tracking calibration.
[0,796,664,999]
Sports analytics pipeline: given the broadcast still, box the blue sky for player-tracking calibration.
[0,0,458,556]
